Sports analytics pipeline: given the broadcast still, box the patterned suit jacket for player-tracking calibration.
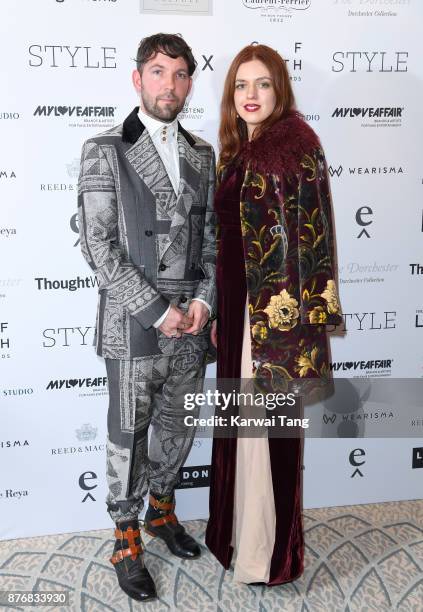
[78,106,216,359]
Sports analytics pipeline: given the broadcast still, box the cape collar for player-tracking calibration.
[238,111,320,176]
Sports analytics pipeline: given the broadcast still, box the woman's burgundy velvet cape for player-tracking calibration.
[205,115,308,584]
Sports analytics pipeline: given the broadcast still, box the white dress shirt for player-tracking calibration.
[138,107,180,194]
[137,108,211,328]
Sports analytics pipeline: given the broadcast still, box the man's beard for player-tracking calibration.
[140,90,184,122]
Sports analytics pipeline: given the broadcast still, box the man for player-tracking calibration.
[78,33,216,602]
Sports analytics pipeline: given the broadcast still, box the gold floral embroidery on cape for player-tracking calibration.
[308,306,328,324]
[252,321,268,343]
[264,289,299,331]
[244,171,266,199]
[321,279,340,314]
[300,153,317,182]
[296,346,319,377]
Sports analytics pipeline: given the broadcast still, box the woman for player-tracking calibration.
[206,45,342,585]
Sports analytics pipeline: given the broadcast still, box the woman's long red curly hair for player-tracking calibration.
[219,44,296,164]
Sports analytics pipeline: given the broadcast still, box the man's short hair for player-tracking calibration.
[136,33,197,76]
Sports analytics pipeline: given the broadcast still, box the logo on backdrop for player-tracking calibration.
[242,0,311,23]
[33,105,116,129]
[324,410,394,426]
[28,45,117,69]
[349,448,366,478]
[2,388,34,398]
[415,309,423,328]
[0,170,17,180]
[180,105,206,122]
[0,439,29,449]
[176,465,211,489]
[51,425,105,457]
[0,227,17,238]
[79,471,98,503]
[285,42,303,81]
[338,261,399,286]
[46,377,107,398]
[333,0,411,18]
[331,107,404,128]
[322,413,336,425]
[411,416,423,430]
[34,105,115,117]
[0,279,22,287]
[0,488,29,500]
[0,322,11,359]
[46,377,107,390]
[76,423,97,442]
[412,448,423,469]
[328,311,397,333]
[248,41,304,81]
[42,326,95,348]
[140,0,213,16]
[35,276,99,291]
[410,264,423,276]
[202,54,213,71]
[332,51,408,72]
[304,114,320,122]
[355,206,373,239]
[0,112,20,120]
[330,359,392,377]
[0,278,22,301]
[67,159,80,179]
[41,183,76,192]
[328,164,404,177]
[40,159,80,193]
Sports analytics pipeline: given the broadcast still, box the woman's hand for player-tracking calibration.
[211,319,217,348]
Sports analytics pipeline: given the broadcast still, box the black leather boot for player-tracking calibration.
[144,492,201,559]
[110,519,157,602]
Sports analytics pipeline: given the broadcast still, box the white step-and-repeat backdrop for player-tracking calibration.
[1,0,422,539]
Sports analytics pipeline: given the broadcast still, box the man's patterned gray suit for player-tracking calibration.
[78,107,216,522]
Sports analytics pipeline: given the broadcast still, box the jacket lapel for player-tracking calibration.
[122,108,202,260]
[126,131,172,191]
[166,126,202,246]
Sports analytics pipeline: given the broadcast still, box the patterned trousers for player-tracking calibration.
[105,344,206,523]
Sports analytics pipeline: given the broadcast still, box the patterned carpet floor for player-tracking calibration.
[0,500,422,611]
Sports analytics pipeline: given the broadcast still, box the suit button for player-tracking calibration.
[180,296,187,303]
[159,263,167,271]
[145,230,153,237]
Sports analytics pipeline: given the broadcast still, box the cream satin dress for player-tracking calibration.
[230,300,277,583]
